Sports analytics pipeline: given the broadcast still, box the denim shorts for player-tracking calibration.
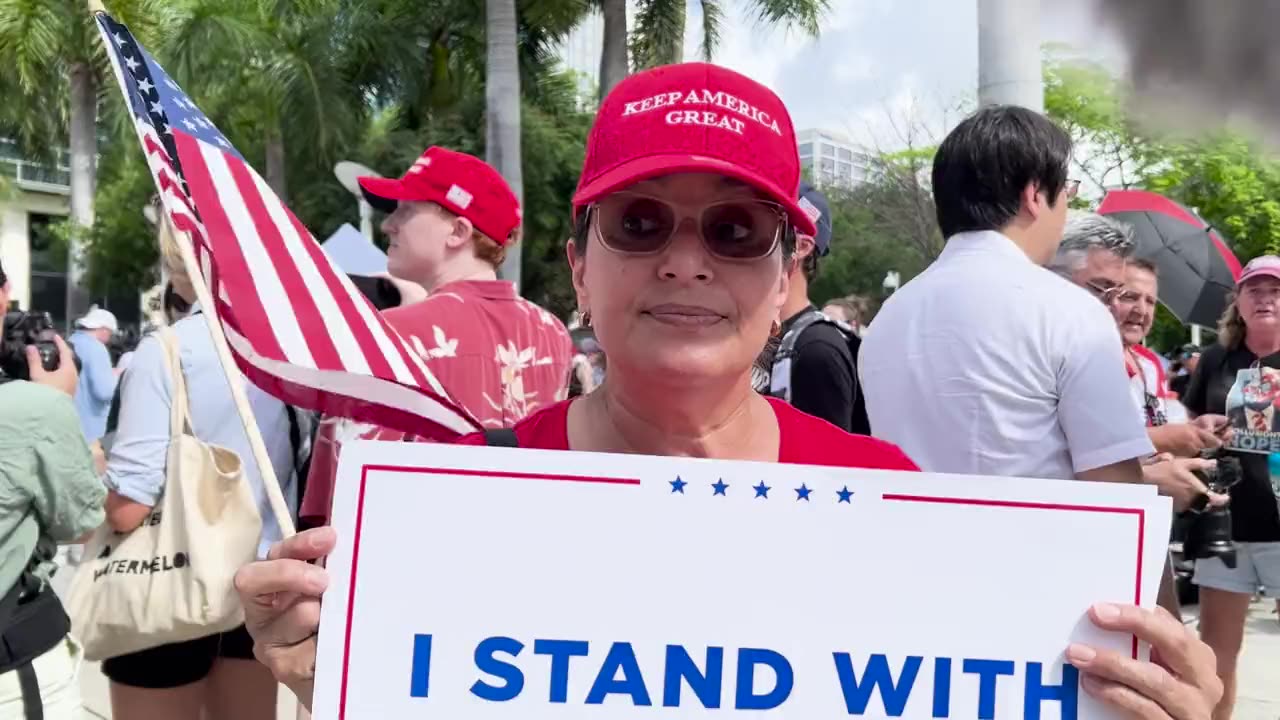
[1193,541,1280,595]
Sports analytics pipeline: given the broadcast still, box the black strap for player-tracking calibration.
[483,428,519,448]
[17,659,41,720]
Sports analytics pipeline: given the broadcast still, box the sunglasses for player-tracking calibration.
[589,192,785,261]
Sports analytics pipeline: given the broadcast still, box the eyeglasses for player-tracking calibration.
[589,192,785,261]
[1083,279,1123,306]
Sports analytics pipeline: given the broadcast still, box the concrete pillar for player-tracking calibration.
[0,205,31,309]
[978,0,1044,112]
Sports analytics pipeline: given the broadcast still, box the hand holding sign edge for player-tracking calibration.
[1067,603,1222,720]
[234,526,334,712]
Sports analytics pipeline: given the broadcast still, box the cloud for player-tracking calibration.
[703,0,1133,152]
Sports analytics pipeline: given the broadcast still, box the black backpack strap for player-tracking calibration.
[483,428,519,448]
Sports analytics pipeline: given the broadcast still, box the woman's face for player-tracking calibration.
[568,173,790,387]
[1238,276,1280,332]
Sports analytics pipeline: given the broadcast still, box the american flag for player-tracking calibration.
[94,13,481,439]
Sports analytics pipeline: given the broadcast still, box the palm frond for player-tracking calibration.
[698,0,724,62]
[630,0,684,69]
[745,0,829,37]
[0,0,68,91]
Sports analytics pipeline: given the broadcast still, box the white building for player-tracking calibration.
[555,10,604,98]
[1,139,71,321]
[0,139,143,330]
[797,129,873,189]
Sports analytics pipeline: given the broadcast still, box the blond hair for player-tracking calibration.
[1217,292,1246,349]
[157,212,197,303]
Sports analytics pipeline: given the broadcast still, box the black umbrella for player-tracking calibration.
[1098,189,1243,327]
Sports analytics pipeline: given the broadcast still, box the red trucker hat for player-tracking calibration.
[358,147,522,246]
[573,62,816,238]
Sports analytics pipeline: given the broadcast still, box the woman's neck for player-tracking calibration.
[1246,330,1280,358]
[576,371,778,460]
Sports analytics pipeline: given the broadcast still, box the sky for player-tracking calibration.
[695,0,1129,149]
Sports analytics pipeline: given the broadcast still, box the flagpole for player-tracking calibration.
[168,222,298,539]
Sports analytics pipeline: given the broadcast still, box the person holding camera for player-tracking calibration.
[1182,255,1280,720]
[0,260,108,719]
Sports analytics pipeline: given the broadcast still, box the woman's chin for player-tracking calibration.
[623,344,742,384]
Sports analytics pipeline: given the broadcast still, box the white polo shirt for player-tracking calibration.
[859,230,1154,480]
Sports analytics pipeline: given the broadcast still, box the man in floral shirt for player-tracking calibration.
[300,146,573,526]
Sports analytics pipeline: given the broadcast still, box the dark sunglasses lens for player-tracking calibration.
[597,196,675,253]
[700,202,780,259]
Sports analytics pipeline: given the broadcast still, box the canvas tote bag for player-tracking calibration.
[68,327,263,661]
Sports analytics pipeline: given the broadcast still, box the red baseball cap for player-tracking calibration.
[573,62,817,237]
[358,147,522,246]
[1239,255,1280,287]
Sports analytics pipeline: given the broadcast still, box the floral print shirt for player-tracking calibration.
[299,280,573,526]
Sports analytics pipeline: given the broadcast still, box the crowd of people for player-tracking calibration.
[1,58,1269,720]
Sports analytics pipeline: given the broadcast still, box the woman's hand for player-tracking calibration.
[1067,603,1222,719]
[234,526,335,712]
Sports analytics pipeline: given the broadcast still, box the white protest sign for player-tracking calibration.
[313,441,1171,720]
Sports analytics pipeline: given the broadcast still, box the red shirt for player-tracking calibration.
[300,279,574,526]
[457,396,921,471]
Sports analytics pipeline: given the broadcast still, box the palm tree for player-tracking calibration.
[160,0,376,202]
[486,0,524,288]
[598,0,629,100]
[0,0,159,325]
[629,0,829,69]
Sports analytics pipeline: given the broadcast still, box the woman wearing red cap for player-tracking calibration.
[233,64,1222,719]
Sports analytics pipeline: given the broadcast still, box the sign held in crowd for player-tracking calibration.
[312,442,1172,719]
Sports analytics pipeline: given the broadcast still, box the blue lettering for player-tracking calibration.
[1024,663,1079,720]
[585,642,652,706]
[735,648,793,710]
[962,659,1015,720]
[409,634,432,698]
[932,657,951,718]
[534,639,590,703]
[663,645,723,708]
[470,636,525,702]
[833,653,922,716]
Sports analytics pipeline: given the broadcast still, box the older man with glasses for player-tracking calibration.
[1053,212,1232,616]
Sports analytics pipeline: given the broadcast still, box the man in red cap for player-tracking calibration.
[299,146,573,527]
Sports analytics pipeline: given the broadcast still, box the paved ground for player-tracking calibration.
[1183,599,1280,720]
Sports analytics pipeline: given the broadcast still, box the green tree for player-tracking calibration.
[1044,51,1280,349]
[0,0,161,322]
[77,0,596,321]
[628,0,828,69]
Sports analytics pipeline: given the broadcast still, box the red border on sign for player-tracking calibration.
[882,494,1147,660]
[334,470,1148,717]
[337,464,641,719]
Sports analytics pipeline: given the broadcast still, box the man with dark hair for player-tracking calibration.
[762,182,870,434]
[861,105,1154,486]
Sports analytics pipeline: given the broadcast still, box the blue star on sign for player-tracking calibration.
[753,481,771,498]
[837,486,854,503]
[712,479,729,496]
[795,484,812,501]
[670,477,687,494]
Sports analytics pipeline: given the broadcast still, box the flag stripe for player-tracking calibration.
[224,154,347,371]
[96,11,482,440]
[245,168,375,376]
[197,141,317,368]
[172,132,291,363]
